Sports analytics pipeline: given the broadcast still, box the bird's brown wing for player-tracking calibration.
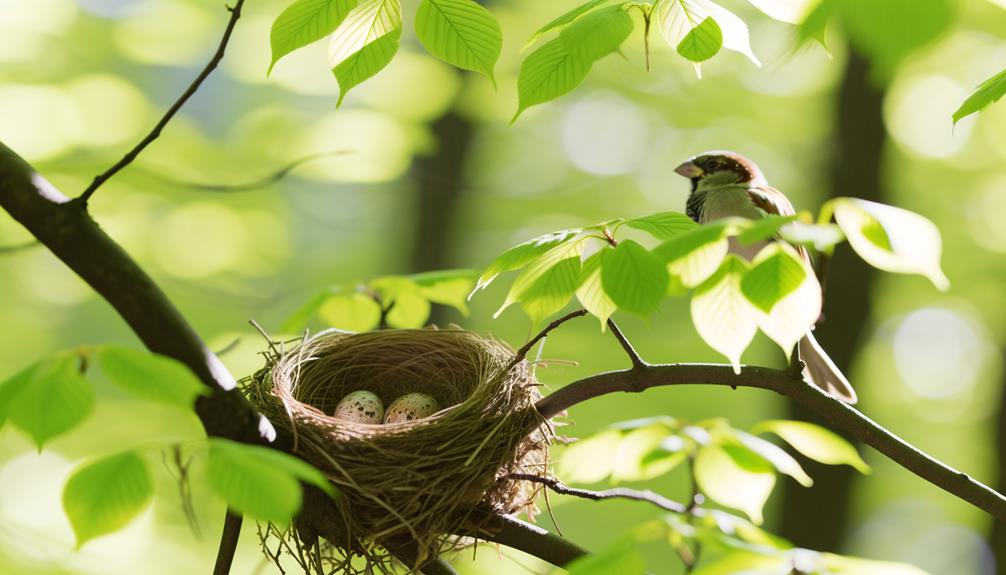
[748,185,810,262]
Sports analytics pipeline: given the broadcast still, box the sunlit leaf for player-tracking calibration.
[494,238,586,320]
[559,5,634,62]
[746,244,821,356]
[690,256,758,373]
[97,346,209,408]
[740,243,807,313]
[282,288,337,332]
[656,0,760,66]
[63,450,153,547]
[735,215,798,246]
[796,0,832,49]
[5,353,94,450]
[523,0,614,51]
[576,249,617,328]
[735,430,812,487]
[601,240,669,315]
[318,292,382,332]
[559,429,621,484]
[778,222,844,253]
[830,198,949,291]
[689,551,787,575]
[953,67,1006,124]
[415,0,502,81]
[612,423,680,482]
[752,419,870,473]
[654,223,730,288]
[333,30,400,106]
[385,289,431,328]
[269,0,356,74]
[622,211,698,241]
[328,0,402,102]
[823,552,932,575]
[207,439,334,524]
[694,442,775,524]
[473,229,582,293]
[513,36,590,121]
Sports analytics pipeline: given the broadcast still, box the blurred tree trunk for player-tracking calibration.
[779,50,886,550]
[990,348,1006,574]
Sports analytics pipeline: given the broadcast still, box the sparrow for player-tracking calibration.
[674,150,857,404]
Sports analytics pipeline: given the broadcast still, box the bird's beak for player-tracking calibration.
[674,161,703,178]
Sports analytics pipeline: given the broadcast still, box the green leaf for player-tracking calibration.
[473,229,582,293]
[752,419,870,473]
[327,0,402,102]
[269,0,356,75]
[954,67,1006,124]
[385,289,431,328]
[333,30,400,106]
[612,424,682,482]
[410,269,477,315]
[796,0,832,49]
[63,450,153,547]
[778,222,844,253]
[576,249,617,328]
[513,36,591,121]
[622,211,699,241]
[523,0,614,52]
[830,198,949,291]
[656,0,760,67]
[566,537,647,575]
[207,439,334,524]
[97,346,209,408]
[654,223,730,288]
[822,552,932,575]
[558,5,634,62]
[6,353,94,450]
[740,244,807,313]
[494,238,586,320]
[735,431,812,487]
[677,16,723,62]
[695,442,775,524]
[0,359,47,429]
[415,0,502,81]
[601,240,669,315]
[690,256,757,373]
[745,243,821,356]
[318,292,382,332]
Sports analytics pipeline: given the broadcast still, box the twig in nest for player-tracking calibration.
[505,473,686,514]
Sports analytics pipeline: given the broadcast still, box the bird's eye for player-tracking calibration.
[708,159,721,170]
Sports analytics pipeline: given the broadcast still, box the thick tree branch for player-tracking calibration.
[481,514,589,567]
[535,363,1006,522]
[213,511,243,575]
[77,0,246,203]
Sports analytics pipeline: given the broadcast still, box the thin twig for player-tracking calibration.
[77,0,246,204]
[606,318,646,367]
[507,309,588,371]
[212,510,243,575]
[683,455,703,573]
[150,151,353,193]
[506,473,686,514]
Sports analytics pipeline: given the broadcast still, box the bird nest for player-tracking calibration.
[244,327,551,572]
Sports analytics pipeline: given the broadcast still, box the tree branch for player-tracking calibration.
[213,510,243,575]
[507,309,588,371]
[534,363,1006,522]
[481,514,589,567]
[506,473,686,514]
[606,318,646,368]
[77,0,246,204]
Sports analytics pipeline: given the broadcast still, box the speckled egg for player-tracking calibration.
[332,390,384,424]
[383,393,440,424]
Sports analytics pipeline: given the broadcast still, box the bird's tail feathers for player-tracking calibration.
[799,332,857,404]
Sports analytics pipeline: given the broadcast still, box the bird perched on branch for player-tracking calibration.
[675,150,857,404]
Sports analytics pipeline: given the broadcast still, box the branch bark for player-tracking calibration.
[535,363,1006,522]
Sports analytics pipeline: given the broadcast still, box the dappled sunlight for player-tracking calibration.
[64,75,151,149]
[561,92,650,176]
[886,74,973,159]
[0,85,80,160]
[295,109,413,182]
[892,307,987,401]
[112,1,216,66]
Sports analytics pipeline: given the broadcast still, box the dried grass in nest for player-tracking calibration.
[244,327,551,572]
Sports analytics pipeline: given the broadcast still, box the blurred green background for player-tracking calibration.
[2,0,1006,573]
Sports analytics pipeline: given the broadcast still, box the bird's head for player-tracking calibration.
[674,151,766,191]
